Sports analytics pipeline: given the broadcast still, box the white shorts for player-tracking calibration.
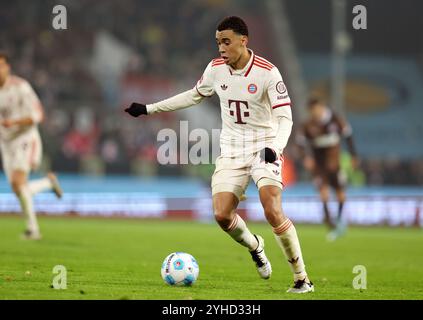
[211,153,283,200]
[1,132,42,181]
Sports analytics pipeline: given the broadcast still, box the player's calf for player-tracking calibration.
[218,212,271,279]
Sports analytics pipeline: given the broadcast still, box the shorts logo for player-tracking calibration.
[248,83,257,94]
[276,81,287,94]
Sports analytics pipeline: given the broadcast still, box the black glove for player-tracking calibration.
[125,103,147,117]
[260,147,277,163]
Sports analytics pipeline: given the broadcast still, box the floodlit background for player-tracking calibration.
[1,0,422,225]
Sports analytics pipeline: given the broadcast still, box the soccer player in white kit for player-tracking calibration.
[0,52,63,240]
[125,17,313,293]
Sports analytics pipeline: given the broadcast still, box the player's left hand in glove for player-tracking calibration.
[260,147,277,163]
[125,103,147,117]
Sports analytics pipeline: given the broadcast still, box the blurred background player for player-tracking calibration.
[0,52,63,240]
[296,97,359,241]
[125,16,314,293]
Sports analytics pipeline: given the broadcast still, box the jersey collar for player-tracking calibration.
[228,49,255,77]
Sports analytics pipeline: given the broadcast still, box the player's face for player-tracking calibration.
[215,30,248,66]
[310,103,327,122]
[0,58,10,86]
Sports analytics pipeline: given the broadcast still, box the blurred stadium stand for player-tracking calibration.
[0,174,421,226]
[285,0,423,186]
[1,0,422,224]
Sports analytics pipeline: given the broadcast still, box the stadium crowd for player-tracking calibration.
[1,0,422,186]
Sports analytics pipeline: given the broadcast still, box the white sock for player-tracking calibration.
[225,214,259,251]
[28,177,52,195]
[17,185,39,233]
[273,219,308,281]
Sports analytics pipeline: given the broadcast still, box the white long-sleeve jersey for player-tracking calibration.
[147,49,293,158]
[0,75,43,143]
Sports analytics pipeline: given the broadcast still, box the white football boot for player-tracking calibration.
[48,172,63,199]
[249,235,272,279]
[286,278,314,293]
[21,229,42,241]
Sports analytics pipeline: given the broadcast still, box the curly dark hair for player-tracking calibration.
[217,16,248,36]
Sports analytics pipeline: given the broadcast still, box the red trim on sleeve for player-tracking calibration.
[211,62,225,67]
[254,60,273,67]
[255,56,275,68]
[212,58,225,67]
[253,62,273,71]
[272,103,291,109]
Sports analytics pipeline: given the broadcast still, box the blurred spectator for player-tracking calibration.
[1,0,421,185]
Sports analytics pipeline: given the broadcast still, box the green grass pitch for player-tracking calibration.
[0,216,422,300]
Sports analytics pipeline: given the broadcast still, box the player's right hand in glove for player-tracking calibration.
[125,103,147,117]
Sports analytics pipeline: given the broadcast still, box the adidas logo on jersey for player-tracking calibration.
[221,84,228,90]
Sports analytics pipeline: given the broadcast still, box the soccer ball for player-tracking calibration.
[161,252,199,286]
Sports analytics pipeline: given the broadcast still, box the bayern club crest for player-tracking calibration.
[276,81,287,94]
[248,83,257,94]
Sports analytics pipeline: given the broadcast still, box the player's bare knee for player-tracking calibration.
[11,179,24,195]
[258,189,282,225]
[214,208,235,229]
[263,202,283,224]
[10,171,27,195]
[336,189,346,202]
[212,192,238,228]
[260,193,284,225]
[215,215,233,230]
[320,188,330,202]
